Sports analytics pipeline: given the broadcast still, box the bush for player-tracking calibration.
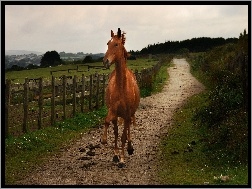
[82,55,93,63]
[190,30,248,163]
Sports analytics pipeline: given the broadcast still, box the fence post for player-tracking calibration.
[23,78,28,133]
[81,74,85,112]
[51,76,55,125]
[38,77,43,129]
[5,79,11,137]
[63,75,66,119]
[95,74,100,110]
[73,75,77,116]
[89,74,93,110]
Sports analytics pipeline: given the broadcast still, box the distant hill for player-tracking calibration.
[5,50,44,56]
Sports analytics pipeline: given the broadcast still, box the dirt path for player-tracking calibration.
[17,58,205,185]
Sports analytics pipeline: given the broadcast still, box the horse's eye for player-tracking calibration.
[115,43,118,47]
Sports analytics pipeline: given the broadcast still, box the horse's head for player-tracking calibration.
[103,28,129,69]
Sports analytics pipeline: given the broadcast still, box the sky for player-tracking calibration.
[5,4,249,54]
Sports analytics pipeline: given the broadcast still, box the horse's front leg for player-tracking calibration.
[118,118,131,168]
[101,109,114,144]
[101,119,109,144]
[112,118,120,163]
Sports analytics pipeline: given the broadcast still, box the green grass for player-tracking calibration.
[5,59,158,83]
[140,57,172,97]
[5,106,108,185]
[152,63,170,94]
[158,93,248,185]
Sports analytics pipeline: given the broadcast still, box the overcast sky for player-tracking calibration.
[5,4,249,54]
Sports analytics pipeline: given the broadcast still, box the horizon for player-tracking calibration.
[5,35,240,55]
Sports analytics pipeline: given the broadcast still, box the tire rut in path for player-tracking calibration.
[17,58,205,185]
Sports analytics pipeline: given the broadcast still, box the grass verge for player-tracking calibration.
[158,93,248,185]
[140,57,172,97]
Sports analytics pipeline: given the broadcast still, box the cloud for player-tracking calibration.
[5,5,248,53]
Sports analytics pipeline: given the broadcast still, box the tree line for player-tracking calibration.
[39,37,238,68]
[6,36,239,71]
[130,37,238,55]
[40,52,106,67]
[6,52,104,71]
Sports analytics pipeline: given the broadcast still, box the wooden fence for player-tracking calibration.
[5,61,163,137]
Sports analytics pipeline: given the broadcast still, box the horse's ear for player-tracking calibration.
[122,32,126,45]
[111,30,114,37]
[117,28,121,38]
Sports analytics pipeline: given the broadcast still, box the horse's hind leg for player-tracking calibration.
[127,119,134,155]
[112,118,120,163]
[132,115,137,127]
[118,117,123,126]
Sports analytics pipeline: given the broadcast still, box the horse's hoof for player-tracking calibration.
[100,138,107,145]
[113,155,119,163]
[118,162,125,168]
[127,141,134,155]
[127,148,134,155]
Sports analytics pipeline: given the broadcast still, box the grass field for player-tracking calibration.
[5,59,158,83]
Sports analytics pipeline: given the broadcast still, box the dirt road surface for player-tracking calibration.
[17,58,205,185]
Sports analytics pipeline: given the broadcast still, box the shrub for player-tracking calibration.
[190,30,248,163]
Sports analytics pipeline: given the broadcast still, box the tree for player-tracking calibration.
[10,65,23,71]
[40,50,62,67]
[26,64,39,70]
[82,55,93,63]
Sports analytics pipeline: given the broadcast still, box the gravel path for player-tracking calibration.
[17,58,205,185]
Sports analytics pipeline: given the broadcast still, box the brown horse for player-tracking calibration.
[101,28,140,167]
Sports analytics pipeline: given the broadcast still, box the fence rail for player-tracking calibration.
[5,61,163,137]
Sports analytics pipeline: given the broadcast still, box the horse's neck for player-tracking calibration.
[115,57,127,88]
